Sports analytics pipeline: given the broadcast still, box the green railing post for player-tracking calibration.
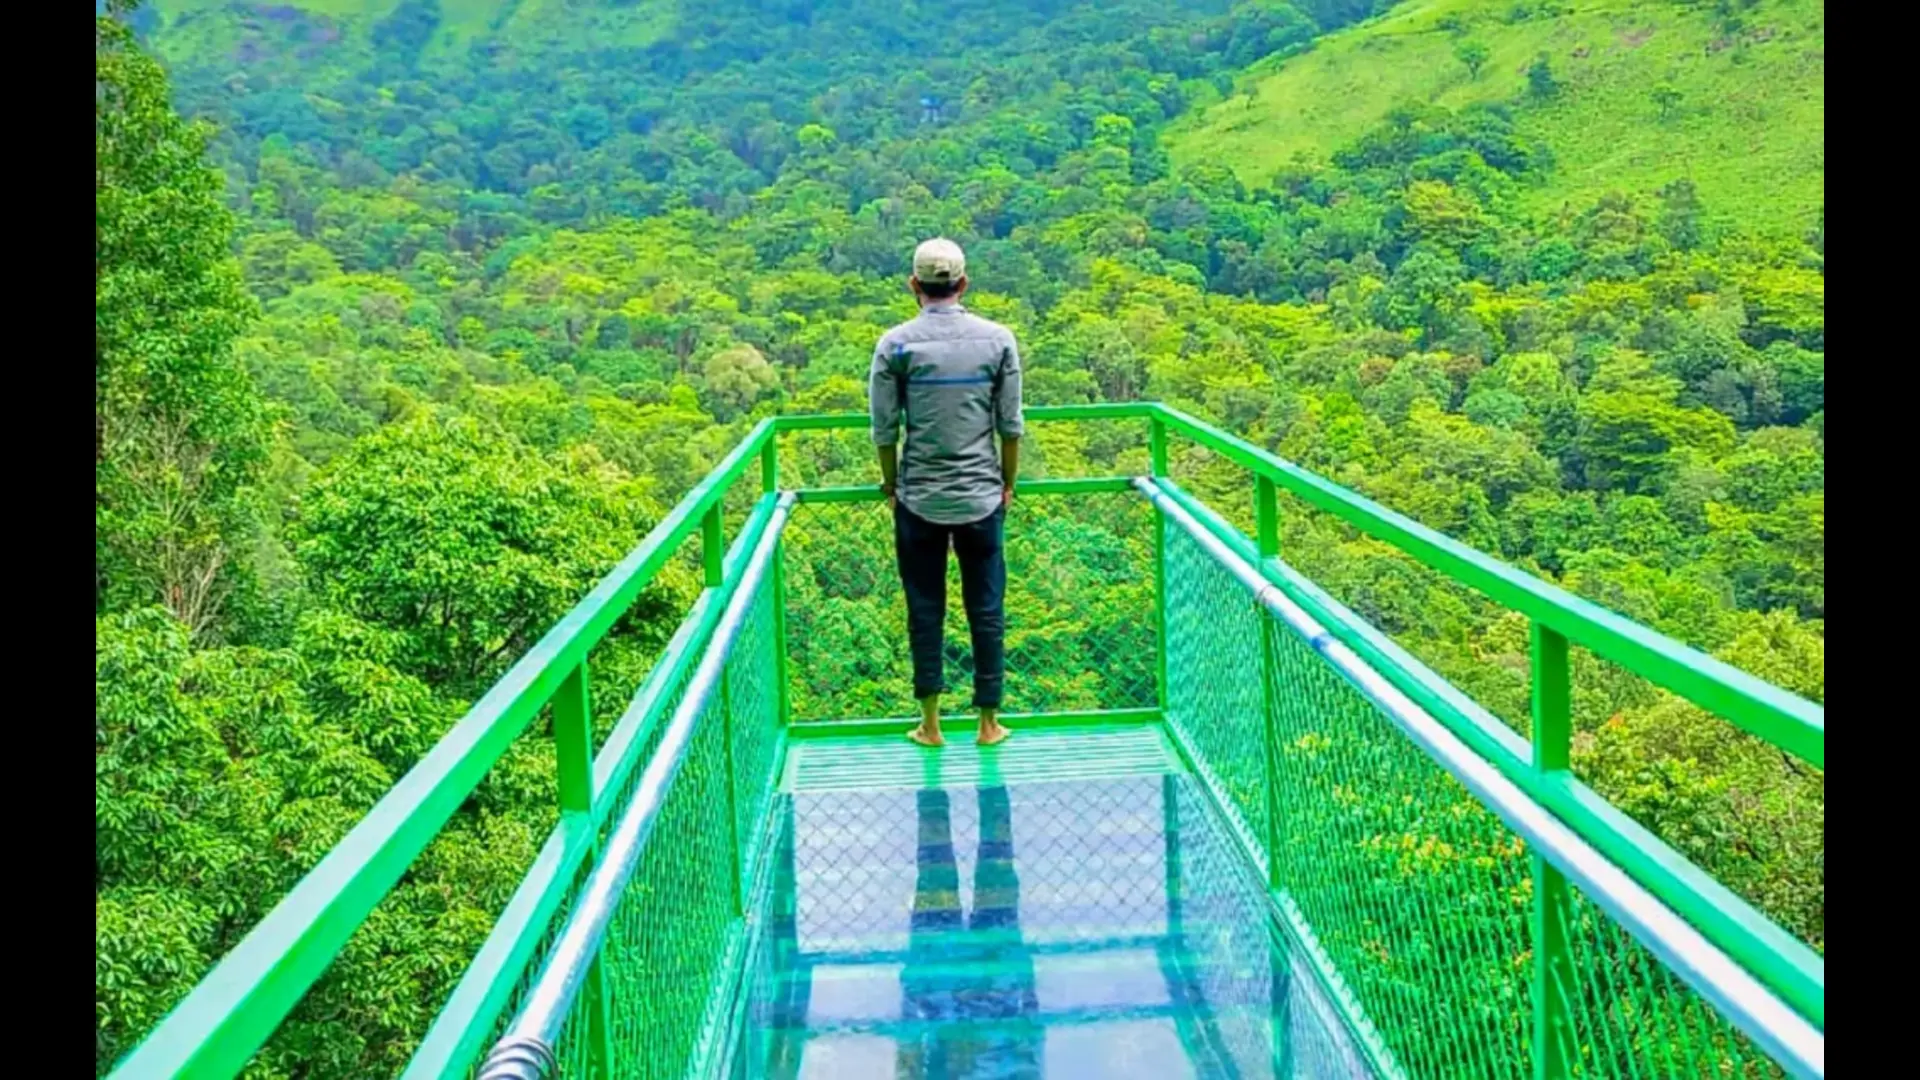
[1531,623,1572,772]
[574,955,616,1080]
[551,662,615,1080]
[772,552,792,727]
[702,504,725,588]
[1255,475,1284,886]
[701,492,748,912]
[1255,475,1279,557]
[1150,416,1170,715]
[552,662,594,816]
[764,437,792,727]
[759,435,778,494]
[1530,622,1573,1080]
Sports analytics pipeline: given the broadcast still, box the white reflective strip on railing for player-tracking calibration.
[1134,477,1824,1080]
[478,492,796,1080]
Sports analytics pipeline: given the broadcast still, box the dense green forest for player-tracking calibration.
[97,0,1822,1075]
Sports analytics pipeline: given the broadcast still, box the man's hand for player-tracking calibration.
[882,481,897,511]
[1002,484,1014,508]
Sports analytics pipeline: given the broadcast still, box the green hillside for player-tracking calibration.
[1168,0,1824,236]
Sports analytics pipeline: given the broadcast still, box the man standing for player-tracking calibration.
[870,238,1024,748]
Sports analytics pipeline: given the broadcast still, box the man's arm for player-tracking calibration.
[997,333,1025,504]
[877,443,899,508]
[870,338,901,506]
[1000,436,1019,505]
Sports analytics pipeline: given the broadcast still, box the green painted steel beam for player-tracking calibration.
[771,547,793,728]
[789,484,880,504]
[1530,623,1574,1080]
[767,412,861,431]
[1255,475,1279,559]
[552,663,594,816]
[789,931,1194,969]
[1151,416,1170,716]
[771,402,1156,432]
[793,475,1134,503]
[782,724,1178,794]
[1531,624,1572,772]
[1145,475,1825,1029]
[1147,404,1823,768]
[702,504,725,587]
[785,707,1160,740]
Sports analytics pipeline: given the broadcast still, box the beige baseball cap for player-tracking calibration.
[912,237,966,285]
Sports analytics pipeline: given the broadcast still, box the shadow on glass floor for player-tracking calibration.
[738,774,1372,1079]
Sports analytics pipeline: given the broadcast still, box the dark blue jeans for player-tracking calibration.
[894,502,1006,709]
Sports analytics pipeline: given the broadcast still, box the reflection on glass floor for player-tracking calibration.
[736,774,1373,1079]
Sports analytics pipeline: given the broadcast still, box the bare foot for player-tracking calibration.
[908,725,944,748]
[977,719,1010,747]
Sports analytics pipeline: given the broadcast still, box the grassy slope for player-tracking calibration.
[1167,0,1824,236]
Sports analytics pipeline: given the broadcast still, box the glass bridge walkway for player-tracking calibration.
[107,405,1824,1080]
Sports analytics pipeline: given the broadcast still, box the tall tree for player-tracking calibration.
[96,2,265,638]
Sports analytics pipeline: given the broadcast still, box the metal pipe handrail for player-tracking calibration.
[1135,477,1824,1080]
[477,492,796,1080]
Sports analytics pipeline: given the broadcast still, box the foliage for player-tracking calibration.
[96,9,266,638]
[1166,0,1824,238]
[1455,38,1490,79]
[293,413,674,694]
[1526,52,1560,99]
[98,0,1822,1072]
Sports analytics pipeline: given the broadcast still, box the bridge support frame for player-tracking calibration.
[553,662,616,1080]
[1530,623,1574,1080]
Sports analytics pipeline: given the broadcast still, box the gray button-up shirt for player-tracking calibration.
[869,300,1025,525]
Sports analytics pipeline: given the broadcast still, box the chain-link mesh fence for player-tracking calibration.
[780,491,1156,723]
[1166,428,1824,957]
[500,561,786,1080]
[1162,518,1789,1079]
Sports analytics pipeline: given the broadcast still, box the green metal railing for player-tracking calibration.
[1143,480,1817,1078]
[106,404,1824,1080]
